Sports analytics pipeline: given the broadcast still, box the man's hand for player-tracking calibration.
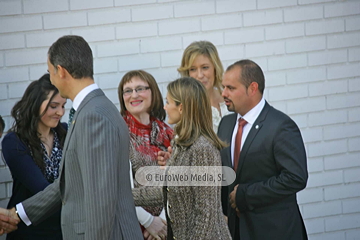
[229,185,240,217]
[0,207,20,235]
[144,216,167,240]
[157,146,172,166]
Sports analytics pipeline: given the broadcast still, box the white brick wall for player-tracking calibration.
[284,5,323,22]
[174,1,214,18]
[0,1,22,16]
[324,152,360,170]
[88,8,131,26]
[306,19,344,36]
[0,1,360,239]
[116,23,157,39]
[243,9,282,26]
[216,0,256,14]
[23,0,69,14]
[133,5,173,21]
[0,34,25,50]
[308,49,347,66]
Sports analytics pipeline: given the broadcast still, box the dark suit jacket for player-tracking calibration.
[21,89,142,240]
[2,123,67,239]
[218,101,308,240]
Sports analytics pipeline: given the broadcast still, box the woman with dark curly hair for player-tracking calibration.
[2,74,67,240]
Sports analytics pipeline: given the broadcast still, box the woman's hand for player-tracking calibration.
[157,146,172,166]
[144,216,167,240]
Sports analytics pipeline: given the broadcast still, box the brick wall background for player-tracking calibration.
[0,0,359,239]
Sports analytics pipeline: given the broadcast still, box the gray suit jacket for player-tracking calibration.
[22,89,143,240]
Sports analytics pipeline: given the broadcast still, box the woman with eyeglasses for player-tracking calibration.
[118,70,173,240]
[2,74,66,240]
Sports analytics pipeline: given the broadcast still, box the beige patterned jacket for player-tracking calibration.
[133,135,231,240]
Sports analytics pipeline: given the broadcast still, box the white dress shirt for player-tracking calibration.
[230,98,265,167]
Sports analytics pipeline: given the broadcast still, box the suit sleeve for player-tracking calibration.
[132,186,163,207]
[236,118,308,211]
[2,133,50,195]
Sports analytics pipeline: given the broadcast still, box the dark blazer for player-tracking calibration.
[21,89,142,240]
[218,101,308,240]
[2,123,67,240]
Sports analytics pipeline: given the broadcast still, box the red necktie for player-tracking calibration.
[233,118,247,172]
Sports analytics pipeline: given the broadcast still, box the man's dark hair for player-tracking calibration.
[227,59,265,95]
[48,35,93,79]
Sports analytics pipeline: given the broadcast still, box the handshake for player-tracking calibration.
[0,208,20,236]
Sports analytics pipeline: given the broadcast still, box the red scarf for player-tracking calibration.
[124,111,173,162]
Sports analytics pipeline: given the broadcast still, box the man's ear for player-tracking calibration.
[57,65,67,79]
[248,82,259,96]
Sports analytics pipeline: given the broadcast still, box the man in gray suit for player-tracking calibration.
[0,35,142,239]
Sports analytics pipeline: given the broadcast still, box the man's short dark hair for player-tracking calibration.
[48,35,93,79]
[227,59,265,95]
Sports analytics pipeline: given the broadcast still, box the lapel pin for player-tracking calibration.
[255,125,259,129]
[72,120,76,125]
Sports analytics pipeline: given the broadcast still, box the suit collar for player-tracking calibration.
[64,89,105,151]
[236,97,266,126]
[221,113,237,167]
[72,83,99,111]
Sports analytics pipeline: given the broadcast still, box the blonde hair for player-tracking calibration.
[178,41,224,94]
[167,77,226,150]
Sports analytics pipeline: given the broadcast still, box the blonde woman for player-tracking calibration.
[178,41,231,133]
[133,77,231,240]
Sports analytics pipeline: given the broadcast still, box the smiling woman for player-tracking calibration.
[1,74,67,240]
[118,70,173,240]
[178,41,231,133]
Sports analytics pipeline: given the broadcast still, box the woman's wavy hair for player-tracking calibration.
[178,41,224,94]
[118,70,166,121]
[10,74,66,171]
[167,77,226,150]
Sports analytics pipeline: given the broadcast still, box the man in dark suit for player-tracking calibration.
[0,35,142,239]
[218,59,308,240]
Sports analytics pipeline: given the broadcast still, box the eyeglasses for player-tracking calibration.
[123,86,150,96]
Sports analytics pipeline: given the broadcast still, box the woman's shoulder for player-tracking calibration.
[1,131,27,152]
[190,135,217,152]
[2,131,19,144]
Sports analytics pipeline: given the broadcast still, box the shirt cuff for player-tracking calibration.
[16,203,32,226]
[136,207,154,228]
